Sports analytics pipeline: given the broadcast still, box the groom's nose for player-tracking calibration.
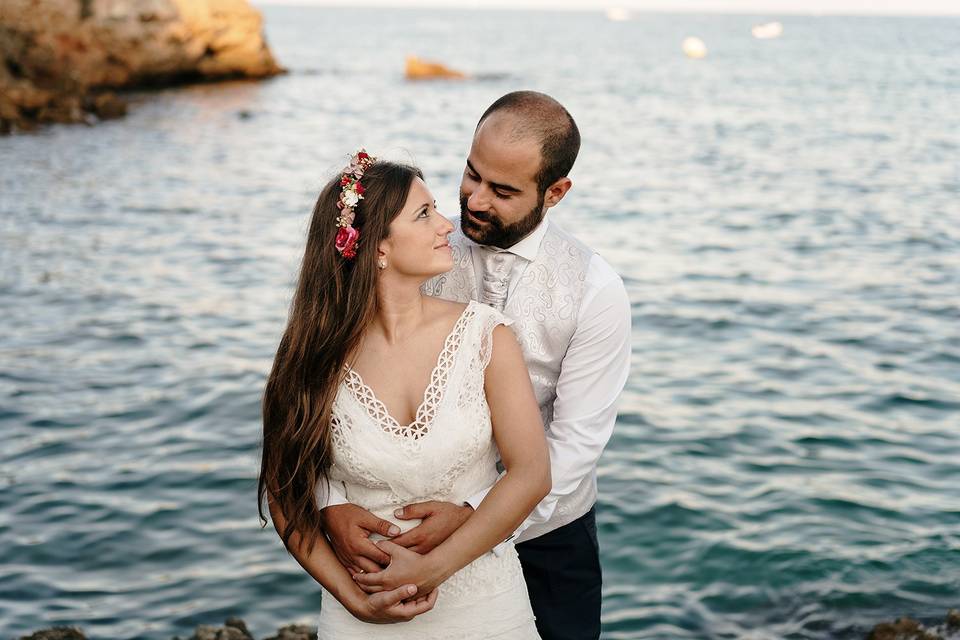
[466,184,491,212]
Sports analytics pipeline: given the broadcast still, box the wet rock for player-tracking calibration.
[947,609,960,632]
[867,610,960,640]
[866,617,941,640]
[20,619,311,640]
[183,617,255,640]
[182,620,314,640]
[18,628,87,640]
[224,617,254,637]
[261,624,317,640]
[188,625,250,640]
[0,0,284,133]
[85,92,128,120]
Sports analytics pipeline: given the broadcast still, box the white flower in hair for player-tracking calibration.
[342,189,360,208]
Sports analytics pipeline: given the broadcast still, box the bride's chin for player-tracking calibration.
[430,266,453,277]
[408,259,453,278]
[427,260,454,277]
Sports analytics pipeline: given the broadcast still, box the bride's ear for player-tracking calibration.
[376,241,390,271]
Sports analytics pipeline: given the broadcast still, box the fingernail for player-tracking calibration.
[388,525,401,536]
[394,509,403,518]
[407,585,416,595]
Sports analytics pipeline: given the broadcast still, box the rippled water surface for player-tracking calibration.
[1,7,959,639]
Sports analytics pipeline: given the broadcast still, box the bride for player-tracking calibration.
[258,151,550,638]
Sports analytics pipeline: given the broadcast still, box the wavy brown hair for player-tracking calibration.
[258,160,423,553]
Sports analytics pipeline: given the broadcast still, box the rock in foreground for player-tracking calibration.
[0,0,284,133]
[867,609,960,640]
[20,618,317,640]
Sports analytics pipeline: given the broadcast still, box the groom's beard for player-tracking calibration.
[459,192,545,249]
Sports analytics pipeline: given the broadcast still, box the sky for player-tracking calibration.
[251,0,960,16]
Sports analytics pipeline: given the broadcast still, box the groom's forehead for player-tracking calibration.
[470,126,542,184]
[475,111,539,148]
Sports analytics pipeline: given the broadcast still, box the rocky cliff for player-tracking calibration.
[0,0,284,133]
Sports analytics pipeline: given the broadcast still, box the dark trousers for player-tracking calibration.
[516,507,602,640]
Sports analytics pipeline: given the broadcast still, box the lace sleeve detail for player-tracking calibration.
[476,305,516,370]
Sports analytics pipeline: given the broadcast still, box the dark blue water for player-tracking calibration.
[1,7,958,639]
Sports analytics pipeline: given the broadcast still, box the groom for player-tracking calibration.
[323,91,631,639]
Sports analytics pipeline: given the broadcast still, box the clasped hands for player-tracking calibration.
[321,500,473,622]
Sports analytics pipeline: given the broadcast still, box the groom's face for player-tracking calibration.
[459,114,545,249]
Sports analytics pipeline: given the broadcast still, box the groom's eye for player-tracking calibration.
[494,190,511,199]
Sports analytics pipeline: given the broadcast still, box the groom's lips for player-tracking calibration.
[466,210,491,224]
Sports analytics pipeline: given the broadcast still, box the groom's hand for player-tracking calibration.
[321,503,400,573]
[350,583,439,624]
[390,501,473,554]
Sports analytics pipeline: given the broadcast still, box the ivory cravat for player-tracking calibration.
[478,248,516,311]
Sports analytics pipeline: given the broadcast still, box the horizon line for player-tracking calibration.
[250,0,960,18]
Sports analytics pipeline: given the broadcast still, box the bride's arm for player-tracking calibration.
[355,323,550,594]
[267,495,438,623]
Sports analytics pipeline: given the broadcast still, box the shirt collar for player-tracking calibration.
[466,215,550,262]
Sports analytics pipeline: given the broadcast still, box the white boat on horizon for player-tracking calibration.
[606,8,631,21]
[682,36,707,59]
[752,21,784,39]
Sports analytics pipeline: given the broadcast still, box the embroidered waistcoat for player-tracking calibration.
[424,220,596,539]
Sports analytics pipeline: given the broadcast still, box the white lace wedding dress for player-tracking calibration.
[316,300,541,640]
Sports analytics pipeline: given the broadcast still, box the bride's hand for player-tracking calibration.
[353,539,448,596]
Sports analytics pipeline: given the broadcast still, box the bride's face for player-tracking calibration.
[379,177,454,278]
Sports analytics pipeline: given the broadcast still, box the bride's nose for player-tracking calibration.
[437,214,454,236]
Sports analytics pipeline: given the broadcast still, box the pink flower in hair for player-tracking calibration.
[335,226,360,258]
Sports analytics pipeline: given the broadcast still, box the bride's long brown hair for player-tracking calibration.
[258,160,423,552]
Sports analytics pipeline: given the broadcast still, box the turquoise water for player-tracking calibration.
[1,7,958,639]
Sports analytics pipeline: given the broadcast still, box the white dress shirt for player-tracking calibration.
[458,217,631,550]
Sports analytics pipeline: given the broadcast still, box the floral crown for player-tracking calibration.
[334,149,376,259]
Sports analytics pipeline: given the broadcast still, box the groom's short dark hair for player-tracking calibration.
[477,91,580,195]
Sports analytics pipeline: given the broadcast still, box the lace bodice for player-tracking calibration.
[329,300,511,528]
[318,301,540,638]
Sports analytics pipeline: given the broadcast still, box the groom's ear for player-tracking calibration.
[543,177,572,210]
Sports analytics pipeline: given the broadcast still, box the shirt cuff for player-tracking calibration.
[318,480,349,510]
[490,529,519,557]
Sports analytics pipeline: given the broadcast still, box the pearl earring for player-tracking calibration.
[377,259,386,270]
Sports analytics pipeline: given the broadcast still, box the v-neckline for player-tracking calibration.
[344,302,476,436]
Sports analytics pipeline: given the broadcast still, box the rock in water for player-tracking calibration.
[262,624,317,640]
[0,0,285,133]
[404,55,467,80]
[866,609,960,640]
[18,628,87,640]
